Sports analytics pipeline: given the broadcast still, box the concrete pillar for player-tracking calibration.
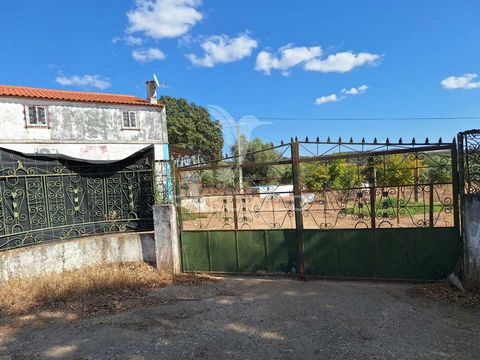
[464,196,480,290]
[153,204,181,275]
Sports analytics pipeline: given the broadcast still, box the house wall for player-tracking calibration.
[0,97,168,161]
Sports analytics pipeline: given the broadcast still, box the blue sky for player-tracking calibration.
[1,0,480,150]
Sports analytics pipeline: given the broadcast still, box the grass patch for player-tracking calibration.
[0,262,215,318]
[343,202,446,217]
[181,208,209,221]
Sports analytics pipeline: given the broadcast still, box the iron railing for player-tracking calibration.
[0,147,155,251]
[175,138,458,231]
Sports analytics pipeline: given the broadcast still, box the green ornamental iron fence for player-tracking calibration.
[0,147,155,251]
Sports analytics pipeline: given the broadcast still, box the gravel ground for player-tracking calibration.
[0,277,479,360]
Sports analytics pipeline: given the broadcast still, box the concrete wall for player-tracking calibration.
[0,97,168,161]
[0,232,155,283]
[464,196,480,289]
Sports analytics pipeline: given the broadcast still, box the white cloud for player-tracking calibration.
[132,47,166,62]
[315,84,369,105]
[304,52,380,73]
[127,0,202,40]
[314,94,340,105]
[255,45,322,75]
[112,35,144,46]
[255,46,380,75]
[187,33,258,67]
[441,73,480,89]
[341,85,368,95]
[55,74,111,90]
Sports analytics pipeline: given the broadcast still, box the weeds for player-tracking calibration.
[0,263,214,318]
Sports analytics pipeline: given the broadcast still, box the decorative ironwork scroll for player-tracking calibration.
[459,130,480,195]
[0,147,154,251]
[301,149,455,229]
[176,144,295,230]
[176,140,456,231]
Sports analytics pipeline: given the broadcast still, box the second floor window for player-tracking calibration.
[123,111,137,128]
[27,106,48,126]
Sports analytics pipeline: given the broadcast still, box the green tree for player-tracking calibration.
[375,154,416,186]
[420,153,452,183]
[302,159,358,190]
[159,96,224,161]
[231,136,291,187]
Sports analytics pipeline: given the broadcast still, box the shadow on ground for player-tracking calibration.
[1,277,479,360]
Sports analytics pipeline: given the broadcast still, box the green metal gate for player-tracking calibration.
[176,137,462,281]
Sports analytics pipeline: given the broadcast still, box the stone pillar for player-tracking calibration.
[153,204,181,275]
[464,196,480,290]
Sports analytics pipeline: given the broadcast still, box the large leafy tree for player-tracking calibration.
[230,136,292,187]
[159,96,223,161]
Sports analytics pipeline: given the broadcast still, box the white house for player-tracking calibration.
[0,81,168,161]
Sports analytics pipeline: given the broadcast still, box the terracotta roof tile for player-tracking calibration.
[0,85,164,108]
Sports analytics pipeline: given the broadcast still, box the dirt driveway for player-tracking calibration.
[1,277,479,360]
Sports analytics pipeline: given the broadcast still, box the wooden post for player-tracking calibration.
[291,141,305,280]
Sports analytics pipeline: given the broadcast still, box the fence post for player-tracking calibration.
[456,135,467,281]
[368,160,377,229]
[428,184,434,227]
[291,141,305,280]
[451,139,461,232]
[232,192,239,230]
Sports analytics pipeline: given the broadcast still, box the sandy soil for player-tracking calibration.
[1,277,479,360]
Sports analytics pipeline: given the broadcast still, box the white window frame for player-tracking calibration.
[25,105,49,128]
[122,110,139,130]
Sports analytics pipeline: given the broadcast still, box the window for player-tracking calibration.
[26,105,48,126]
[122,111,137,129]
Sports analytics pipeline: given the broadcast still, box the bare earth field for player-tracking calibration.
[1,277,479,360]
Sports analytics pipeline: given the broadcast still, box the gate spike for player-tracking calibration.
[399,137,403,144]
[349,137,354,143]
[290,137,294,143]
[305,136,309,142]
[316,136,320,142]
[327,137,331,143]
[425,137,429,144]
[386,137,390,145]
[361,137,365,144]
[280,139,284,145]
[373,137,377,144]
[225,153,229,158]
[452,137,456,144]
[412,137,416,144]
[438,137,442,144]
[270,142,274,147]
[338,137,342,144]
[295,136,298,142]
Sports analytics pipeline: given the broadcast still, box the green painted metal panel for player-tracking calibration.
[337,230,376,278]
[303,230,339,276]
[266,230,297,274]
[375,228,416,279]
[414,227,461,280]
[208,231,238,272]
[181,227,461,280]
[181,231,210,272]
[237,231,268,273]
